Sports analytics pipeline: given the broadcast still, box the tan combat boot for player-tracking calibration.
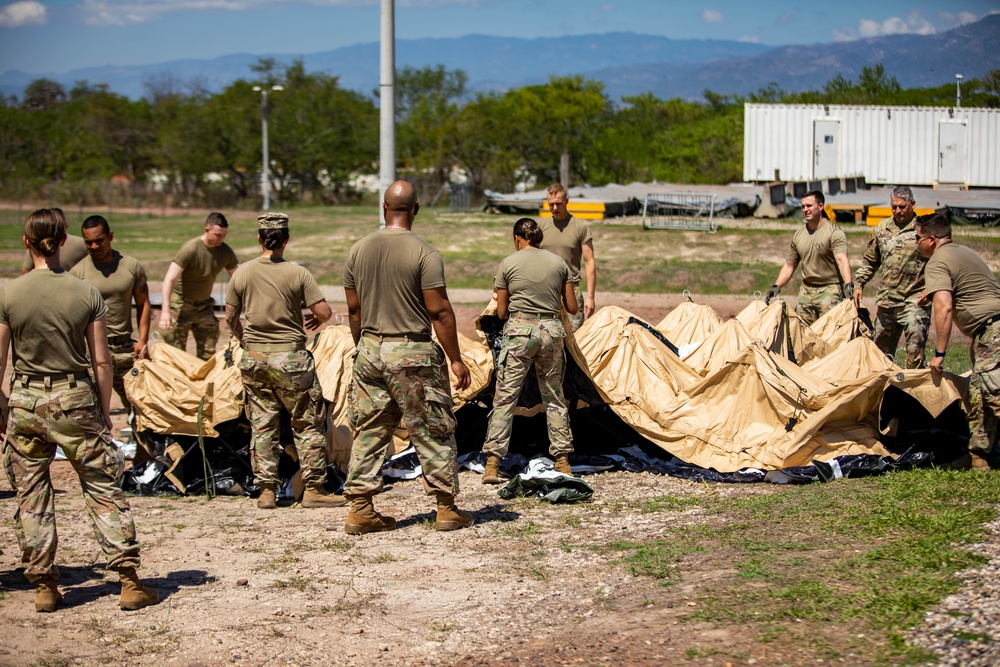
[118,568,159,611]
[301,486,348,508]
[257,484,277,509]
[553,454,573,475]
[343,493,396,535]
[34,575,62,613]
[482,454,501,485]
[434,493,474,532]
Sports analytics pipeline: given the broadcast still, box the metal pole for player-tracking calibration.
[261,90,270,211]
[379,0,396,228]
[956,74,963,109]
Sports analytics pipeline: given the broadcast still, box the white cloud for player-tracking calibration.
[77,0,493,26]
[737,35,759,43]
[601,2,613,11]
[957,10,977,24]
[0,1,47,27]
[835,10,937,41]
[701,8,723,24]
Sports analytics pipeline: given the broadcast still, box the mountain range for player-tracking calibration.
[2,14,997,103]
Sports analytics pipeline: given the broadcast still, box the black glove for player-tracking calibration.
[843,282,855,300]
[764,284,780,305]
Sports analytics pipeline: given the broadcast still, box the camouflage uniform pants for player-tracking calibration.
[872,302,930,369]
[345,336,459,498]
[164,295,218,360]
[239,349,328,489]
[969,319,1000,453]
[796,283,843,327]
[2,376,140,582]
[568,283,584,332]
[483,317,573,458]
[110,343,136,414]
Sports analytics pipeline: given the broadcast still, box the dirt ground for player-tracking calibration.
[0,293,966,666]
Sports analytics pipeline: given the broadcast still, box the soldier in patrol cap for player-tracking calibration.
[160,212,238,360]
[853,186,930,368]
[226,211,344,509]
[0,208,158,613]
[482,218,578,484]
[342,180,473,534]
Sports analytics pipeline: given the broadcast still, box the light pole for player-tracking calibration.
[956,74,963,109]
[253,84,284,211]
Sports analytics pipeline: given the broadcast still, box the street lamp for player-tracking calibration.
[956,74,963,109]
[252,84,284,211]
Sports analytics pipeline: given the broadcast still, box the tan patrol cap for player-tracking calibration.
[257,212,289,229]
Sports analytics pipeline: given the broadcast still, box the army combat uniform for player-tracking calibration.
[0,270,141,583]
[484,246,574,459]
[165,237,237,360]
[226,253,329,491]
[343,229,460,498]
[71,250,149,412]
[854,216,930,368]
[925,243,1000,454]
[538,215,592,332]
[786,220,848,326]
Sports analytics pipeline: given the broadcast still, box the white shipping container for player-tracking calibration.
[743,103,1000,188]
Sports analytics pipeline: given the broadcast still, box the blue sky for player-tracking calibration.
[0,0,995,74]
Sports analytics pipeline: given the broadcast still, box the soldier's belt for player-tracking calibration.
[243,342,305,352]
[509,310,560,320]
[362,331,432,343]
[14,371,91,390]
[976,313,1000,338]
[108,335,134,347]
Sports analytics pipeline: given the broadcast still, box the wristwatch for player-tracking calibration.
[934,350,946,358]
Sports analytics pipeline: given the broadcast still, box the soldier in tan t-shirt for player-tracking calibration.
[765,190,853,326]
[342,180,473,535]
[918,213,1000,462]
[159,212,238,360]
[226,212,342,510]
[541,183,596,331]
[71,215,151,416]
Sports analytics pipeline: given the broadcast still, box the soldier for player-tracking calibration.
[159,212,238,360]
[853,186,930,368]
[225,212,344,509]
[71,215,152,416]
[342,180,473,534]
[0,209,158,613]
[918,213,1000,466]
[765,190,854,326]
[19,207,87,274]
[482,218,578,484]
[540,184,596,331]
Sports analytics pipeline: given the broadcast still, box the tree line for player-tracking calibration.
[1,60,997,208]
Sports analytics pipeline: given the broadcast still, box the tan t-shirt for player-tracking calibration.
[495,247,570,315]
[21,234,89,272]
[343,229,446,337]
[0,270,107,374]
[924,243,1000,337]
[538,215,593,284]
[71,251,147,339]
[226,257,326,345]
[786,220,848,286]
[171,237,238,302]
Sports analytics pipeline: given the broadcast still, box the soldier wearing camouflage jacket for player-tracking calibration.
[853,186,930,368]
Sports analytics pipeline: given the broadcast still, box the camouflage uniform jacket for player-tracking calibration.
[854,216,928,307]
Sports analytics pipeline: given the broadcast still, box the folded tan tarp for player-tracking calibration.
[126,298,969,474]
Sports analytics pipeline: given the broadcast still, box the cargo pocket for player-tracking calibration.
[422,385,457,437]
[57,385,104,431]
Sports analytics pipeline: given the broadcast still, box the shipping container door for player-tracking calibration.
[937,122,967,184]
[813,120,840,180]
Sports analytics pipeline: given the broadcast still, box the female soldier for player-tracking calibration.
[482,218,578,484]
[225,212,343,509]
[0,209,158,613]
